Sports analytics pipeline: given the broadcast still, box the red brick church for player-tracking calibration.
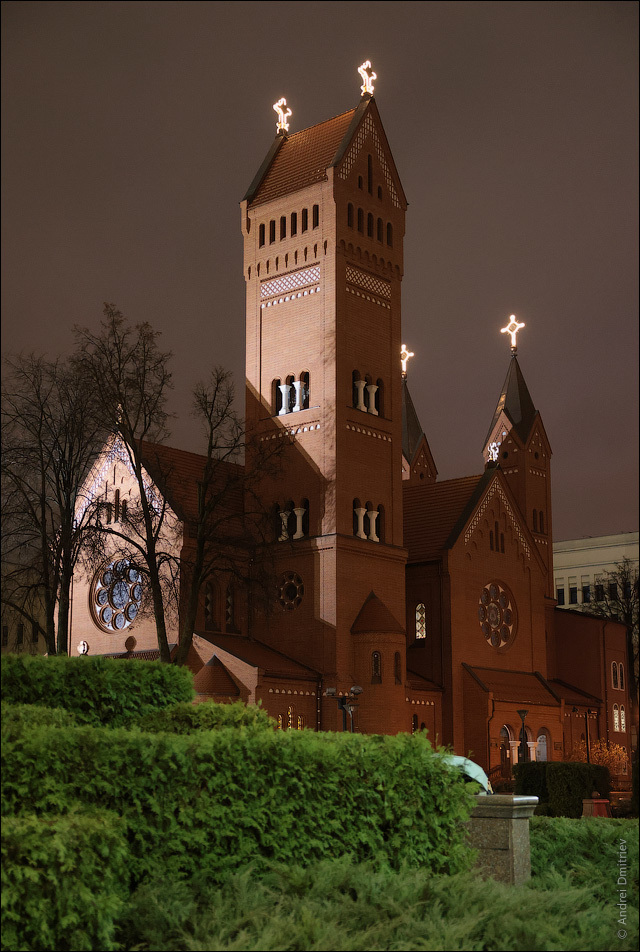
[68,72,631,776]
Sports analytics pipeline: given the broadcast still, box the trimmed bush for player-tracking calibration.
[515,761,611,817]
[134,699,275,734]
[2,723,475,885]
[1,701,78,733]
[1,653,194,726]
[1,810,129,952]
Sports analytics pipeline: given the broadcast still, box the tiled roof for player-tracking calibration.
[549,680,602,705]
[463,665,560,705]
[140,441,244,525]
[406,669,443,693]
[249,109,358,206]
[484,356,538,447]
[198,631,319,680]
[350,591,404,635]
[194,656,241,697]
[403,473,487,562]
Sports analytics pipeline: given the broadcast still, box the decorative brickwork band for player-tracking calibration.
[260,265,321,306]
[465,484,531,559]
[338,114,402,208]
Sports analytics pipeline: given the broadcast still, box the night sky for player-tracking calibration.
[2,1,638,540]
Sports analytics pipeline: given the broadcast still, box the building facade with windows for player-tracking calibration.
[47,80,634,772]
[554,532,639,609]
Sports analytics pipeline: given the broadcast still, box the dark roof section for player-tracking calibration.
[463,664,561,705]
[351,591,405,635]
[402,377,426,464]
[549,679,602,706]
[484,355,538,447]
[403,471,490,562]
[140,441,244,525]
[246,107,358,207]
[194,655,241,697]
[197,631,319,680]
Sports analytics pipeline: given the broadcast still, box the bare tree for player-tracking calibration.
[171,368,282,666]
[1,354,105,654]
[74,304,176,662]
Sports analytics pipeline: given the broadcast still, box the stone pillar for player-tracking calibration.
[354,507,367,540]
[527,741,538,762]
[278,384,291,415]
[278,510,291,541]
[365,383,379,415]
[509,740,519,765]
[367,508,379,543]
[354,379,366,412]
[468,795,538,885]
[292,380,304,413]
[293,507,306,540]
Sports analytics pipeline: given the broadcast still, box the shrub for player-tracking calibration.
[2,723,475,885]
[515,761,611,817]
[568,739,629,774]
[1,701,78,733]
[1,810,129,952]
[1,653,194,726]
[133,699,275,734]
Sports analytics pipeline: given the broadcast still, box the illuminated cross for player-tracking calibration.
[500,315,525,352]
[487,442,501,463]
[273,98,292,134]
[401,344,414,376]
[358,61,376,97]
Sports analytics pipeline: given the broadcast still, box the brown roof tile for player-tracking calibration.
[351,591,404,635]
[198,632,319,680]
[250,109,357,206]
[549,680,602,705]
[194,656,241,697]
[403,474,486,562]
[464,665,560,705]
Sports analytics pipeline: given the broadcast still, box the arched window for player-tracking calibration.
[347,203,354,228]
[620,706,626,731]
[377,217,383,242]
[386,222,393,246]
[619,664,625,690]
[259,223,265,247]
[371,650,382,684]
[279,216,286,240]
[536,730,550,762]
[613,704,620,731]
[394,651,402,684]
[225,583,238,633]
[285,374,295,413]
[612,662,619,689]
[415,603,426,639]
[500,533,505,553]
[120,498,128,521]
[301,208,308,232]
[352,369,362,409]
[377,504,385,543]
[412,714,418,733]
[297,715,305,730]
[291,211,297,236]
[301,498,310,537]
[367,154,373,193]
[300,371,310,409]
[269,220,276,244]
[358,175,363,190]
[273,378,282,415]
[277,714,283,730]
[375,378,384,416]
[533,509,538,532]
[489,530,494,551]
[204,582,219,631]
[357,208,364,233]
[367,212,374,238]
[312,204,319,228]
[539,512,545,533]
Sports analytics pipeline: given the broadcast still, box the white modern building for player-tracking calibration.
[553,532,639,609]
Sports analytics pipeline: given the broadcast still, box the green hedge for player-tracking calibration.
[2,723,475,885]
[133,699,275,733]
[515,762,611,817]
[1,654,194,726]
[1,701,78,733]
[1,811,129,952]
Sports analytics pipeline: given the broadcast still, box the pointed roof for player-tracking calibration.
[484,355,538,447]
[403,472,489,562]
[197,631,319,680]
[350,591,405,635]
[402,377,426,464]
[193,655,241,697]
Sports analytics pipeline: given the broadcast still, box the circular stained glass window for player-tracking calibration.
[478,581,516,649]
[278,571,304,611]
[91,559,143,633]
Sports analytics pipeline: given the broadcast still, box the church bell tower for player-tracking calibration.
[240,66,409,733]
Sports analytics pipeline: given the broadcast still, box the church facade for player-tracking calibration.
[65,76,632,776]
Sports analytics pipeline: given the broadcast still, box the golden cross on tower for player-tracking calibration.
[500,315,525,352]
[401,344,414,377]
[273,98,292,134]
[358,61,376,97]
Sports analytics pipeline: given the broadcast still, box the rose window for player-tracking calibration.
[478,581,516,649]
[91,559,143,633]
[279,571,304,611]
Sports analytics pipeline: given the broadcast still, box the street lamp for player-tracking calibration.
[517,709,529,764]
[572,706,592,763]
[325,686,363,732]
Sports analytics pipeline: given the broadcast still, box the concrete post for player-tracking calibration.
[468,795,538,885]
